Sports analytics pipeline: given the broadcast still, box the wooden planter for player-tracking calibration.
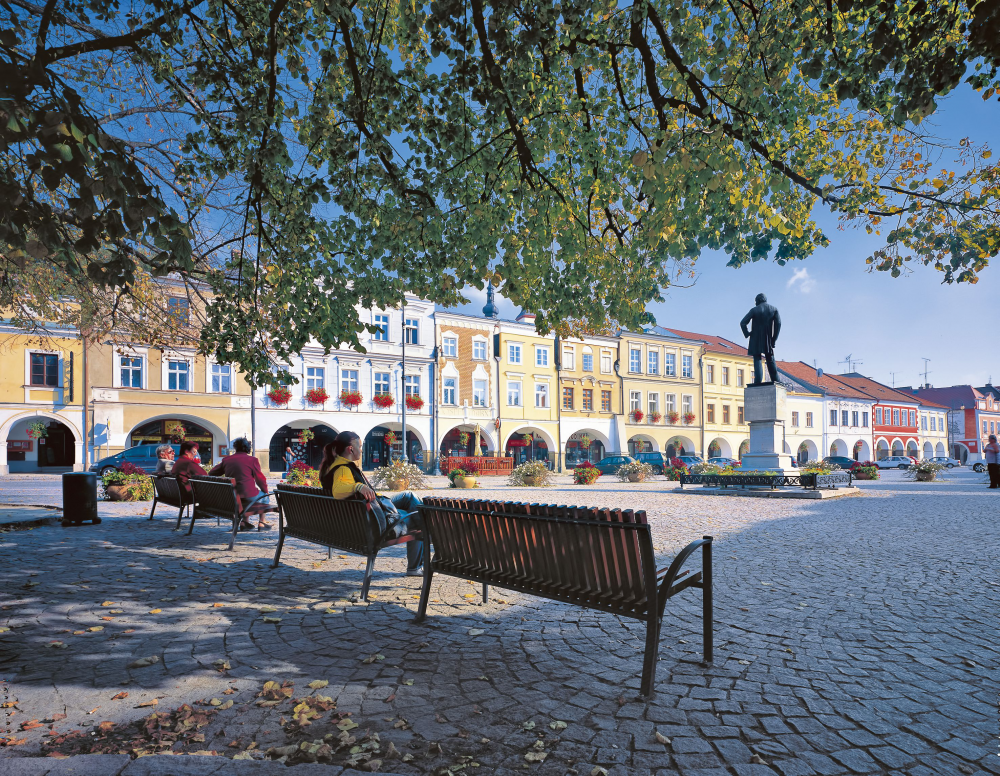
[106,484,127,501]
[628,473,645,483]
[454,476,478,489]
[387,479,407,491]
[915,471,936,482]
[523,474,540,486]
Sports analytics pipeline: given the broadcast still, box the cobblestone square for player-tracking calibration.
[0,472,996,775]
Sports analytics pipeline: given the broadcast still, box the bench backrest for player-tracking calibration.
[190,476,240,519]
[275,484,374,554]
[153,476,186,507]
[421,497,655,616]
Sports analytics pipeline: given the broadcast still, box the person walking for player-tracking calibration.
[284,444,295,475]
[985,434,1000,489]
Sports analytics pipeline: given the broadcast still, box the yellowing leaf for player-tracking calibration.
[307,680,329,690]
[148,609,162,614]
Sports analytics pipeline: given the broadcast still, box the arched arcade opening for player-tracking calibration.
[268,422,338,472]
[565,430,607,468]
[4,416,78,472]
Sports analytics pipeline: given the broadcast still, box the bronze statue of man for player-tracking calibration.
[740,293,781,385]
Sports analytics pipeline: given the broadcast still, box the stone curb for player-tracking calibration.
[1,756,406,775]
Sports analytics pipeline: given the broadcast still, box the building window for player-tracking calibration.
[303,366,324,392]
[983,420,989,435]
[507,381,521,406]
[707,404,715,423]
[601,352,612,373]
[706,364,714,383]
[876,407,883,424]
[167,296,190,324]
[119,355,141,389]
[665,394,676,413]
[30,353,59,387]
[682,395,693,414]
[830,409,838,426]
[648,351,659,375]
[601,390,612,412]
[648,392,659,416]
[736,368,744,386]
[721,366,730,385]
[442,336,457,358]
[374,314,389,341]
[443,377,457,405]
[806,412,814,427]
[404,375,420,396]
[211,364,232,393]
[665,353,676,377]
[167,360,189,391]
[738,405,744,424]
[722,405,731,424]
[562,387,574,410]
[852,411,859,427]
[630,391,641,412]
[842,410,849,426]
[535,345,549,367]
[473,340,487,360]
[374,372,390,395]
[583,353,594,372]
[928,415,934,431]
[473,379,487,407]
[908,410,915,426]
[862,412,869,427]
[629,348,641,373]
[509,343,522,364]
[892,408,899,425]
[582,389,594,411]
[535,383,548,408]
[791,411,799,427]
[562,347,575,372]
[922,415,928,431]
[403,318,419,345]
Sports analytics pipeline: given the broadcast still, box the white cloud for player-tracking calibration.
[786,267,816,293]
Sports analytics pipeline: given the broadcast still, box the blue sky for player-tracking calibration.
[458,84,999,389]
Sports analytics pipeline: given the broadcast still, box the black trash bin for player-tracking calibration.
[62,472,100,525]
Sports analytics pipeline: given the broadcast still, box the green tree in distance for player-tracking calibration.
[2,0,998,385]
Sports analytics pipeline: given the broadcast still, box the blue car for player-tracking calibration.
[90,443,181,475]
[593,455,636,476]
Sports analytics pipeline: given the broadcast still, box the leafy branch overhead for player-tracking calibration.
[2,0,997,384]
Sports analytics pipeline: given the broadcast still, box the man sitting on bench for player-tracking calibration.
[209,438,275,531]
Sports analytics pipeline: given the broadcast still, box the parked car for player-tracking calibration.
[876,456,914,470]
[925,456,961,469]
[676,455,704,466]
[708,457,739,467]
[90,443,181,476]
[822,456,858,470]
[636,452,671,474]
[971,461,986,473]
[593,455,636,476]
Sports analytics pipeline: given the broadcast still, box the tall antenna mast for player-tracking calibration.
[889,371,898,388]
[921,358,931,387]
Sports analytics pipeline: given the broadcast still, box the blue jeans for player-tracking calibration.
[386,491,424,570]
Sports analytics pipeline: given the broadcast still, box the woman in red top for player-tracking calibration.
[171,441,206,501]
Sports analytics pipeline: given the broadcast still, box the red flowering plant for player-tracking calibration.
[305,387,329,406]
[649,412,662,424]
[573,460,601,485]
[851,460,880,480]
[666,411,680,424]
[383,430,398,447]
[631,409,644,422]
[339,389,363,408]
[26,422,48,439]
[266,386,292,406]
[663,457,689,481]
[404,394,424,411]
[372,393,395,409]
[683,412,696,425]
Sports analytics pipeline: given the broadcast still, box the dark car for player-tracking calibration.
[822,456,858,470]
[636,452,670,474]
[593,455,636,476]
[90,443,180,476]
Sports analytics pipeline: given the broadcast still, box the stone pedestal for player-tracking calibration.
[739,383,794,474]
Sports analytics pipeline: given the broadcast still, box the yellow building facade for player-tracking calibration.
[557,333,621,466]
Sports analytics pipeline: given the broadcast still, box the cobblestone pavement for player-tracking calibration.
[0,473,997,776]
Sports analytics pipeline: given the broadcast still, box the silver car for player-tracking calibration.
[925,456,961,469]
[877,456,914,470]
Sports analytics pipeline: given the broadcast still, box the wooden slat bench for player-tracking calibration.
[273,483,424,601]
[416,497,713,697]
[148,476,190,529]
[189,476,276,550]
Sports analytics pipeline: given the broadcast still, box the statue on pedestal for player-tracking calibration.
[740,293,781,385]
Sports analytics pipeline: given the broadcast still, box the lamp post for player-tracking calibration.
[400,304,408,463]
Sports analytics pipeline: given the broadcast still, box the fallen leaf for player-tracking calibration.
[738,660,751,665]
[524,751,548,763]
[48,641,67,649]
[259,606,277,613]
[100,617,113,621]
[324,608,337,614]
[148,609,162,614]
[87,626,103,632]
[0,736,27,746]
[127,655,160,669]
[307,680,329,690]
[213,603,225,608]
[0,627,10,633]
[655,731,671,744]
[337,719,359,731]
[212,659,231,672]
[468,628,484,636]
[750,754,769,765]
[111,692,129,700]
[522,720,536,730]
[209,698,223,706]
[46,713,67,722]
[136,699,158,708]
[73,630,85,635]
[20,720,44,731]
[217,700,234,710]
[361,653,385,664]
[591,768,609,776]
[550,720,567,731]
[262,616,282,624]
[403,679,413,686]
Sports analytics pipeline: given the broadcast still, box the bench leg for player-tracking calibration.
[175,505,185,530]
[361,555,376,601]
[271,528,285,569]
[327,547,332,560]
[482,583,488,604]
[228,518,239,551]
[640,615,662,697]
[414,564,434,623]
[148,498,158,520]
[702,537,714,664]
[187,508,197,535]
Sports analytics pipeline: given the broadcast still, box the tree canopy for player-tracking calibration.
[2,0,998,385]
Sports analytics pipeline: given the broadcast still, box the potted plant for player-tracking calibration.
[509,460,551,487]
[372,393,395,409]
[458,431,470,447]
[384,430,398,448]
[405,395,424,411]
[851,461,880,480]
[663,458,690,481]
[522,433,533,445]
[287,461,320,487]
[666,411,680,425]
[649,412,662,424]
[683,412,696,425]
[165,422,186,441]
[297,428,315,445]
[578,434,591,449]
[305,387,329,406]
[372,459,430,491]
[631,409,644,423]
[26,422,48,439]
[340,389,363,408]
[266,386,292,406]
[101,462,153,502]
[906,460,944,482]
[449,462,479,488]
[616,460,654,483]
[573,461,601,485]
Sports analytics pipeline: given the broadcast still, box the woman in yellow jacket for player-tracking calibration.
[319,431,424,575]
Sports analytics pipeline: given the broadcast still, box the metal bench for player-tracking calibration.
[148,476,190,528]
[417,497,713,697]
[188,476,275,550]
[273,483,423,601]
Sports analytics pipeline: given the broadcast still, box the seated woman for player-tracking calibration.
[154,444,175,475]
[210,438,274,531]
[319,432,423,576]
[171,441,206,502]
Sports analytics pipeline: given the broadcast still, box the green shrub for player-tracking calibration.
[616,461,654,482]
[371,459,430,490]
[508,460,553,486]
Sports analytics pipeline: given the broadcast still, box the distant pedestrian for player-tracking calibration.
[985,434,1000,489]
[284,445,295,473]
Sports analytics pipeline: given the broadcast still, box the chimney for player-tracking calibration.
[515,309,536,325]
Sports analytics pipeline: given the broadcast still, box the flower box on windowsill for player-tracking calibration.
[340,390,363,409]
[405,395,424,412]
